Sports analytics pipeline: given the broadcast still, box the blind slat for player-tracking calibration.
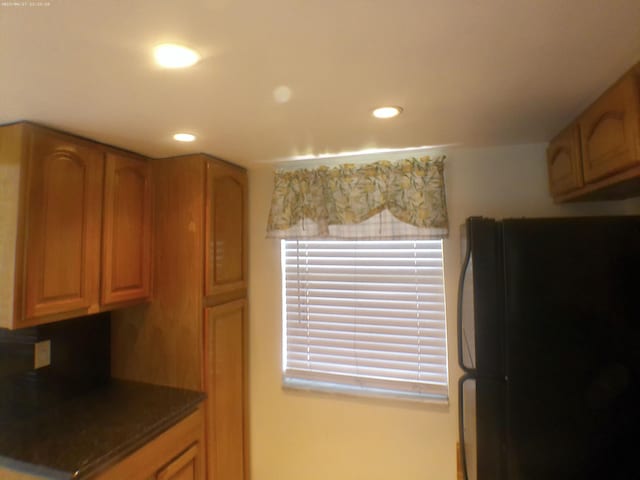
[286,325,447,340]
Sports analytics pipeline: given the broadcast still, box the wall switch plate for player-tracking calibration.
[34,340,51,369]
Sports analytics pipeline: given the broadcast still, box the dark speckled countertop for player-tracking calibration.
[0,380,205,479]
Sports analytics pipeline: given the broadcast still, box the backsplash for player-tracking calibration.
[0,313,110,424]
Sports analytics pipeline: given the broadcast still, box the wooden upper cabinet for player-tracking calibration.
[102,151,152,306]
[24,126,104,324]
[547,124,583,196]
[204,300,248,480]
[579,71,640,184]
[548,63,640,202]
[0,122,152,329]
[205,160,248,303]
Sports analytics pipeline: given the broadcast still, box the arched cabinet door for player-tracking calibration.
[24,127,104,324]
[101,152,152,306]
[547,124,583,197]
[204,160,247,304]
[579,73,640,184]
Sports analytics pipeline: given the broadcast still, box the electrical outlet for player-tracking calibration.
[34,340,51,369]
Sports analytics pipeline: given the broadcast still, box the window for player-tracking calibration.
[281,239,448,402]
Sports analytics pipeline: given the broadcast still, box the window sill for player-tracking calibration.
[282,376,449,406]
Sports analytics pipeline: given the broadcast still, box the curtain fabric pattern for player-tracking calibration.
[266,156,448,239]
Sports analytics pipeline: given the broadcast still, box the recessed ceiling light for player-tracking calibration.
[154,44,200,68]
[173,133,196,142]
[372,106,403,119]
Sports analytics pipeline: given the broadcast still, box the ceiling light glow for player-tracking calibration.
[173,133,196,142]
[273,85,293,103]
[154,44,200,68]
[372,106,403,119]
[285,145,445,162]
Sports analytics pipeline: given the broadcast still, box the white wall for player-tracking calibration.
[248,143,640,480]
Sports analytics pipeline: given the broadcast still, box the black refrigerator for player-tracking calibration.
[457,216,640,480]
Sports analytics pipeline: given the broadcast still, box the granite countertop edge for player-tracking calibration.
[77,389,206,479]
[0,380,206,480]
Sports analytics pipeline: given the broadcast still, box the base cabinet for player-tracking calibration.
[95,406,205,480]
[156,444,201,480]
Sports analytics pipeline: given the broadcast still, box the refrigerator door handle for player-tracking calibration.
[458,373,473,480]
[457,236,476,374]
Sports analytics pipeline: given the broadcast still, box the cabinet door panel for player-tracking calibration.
[205,300,248,480]
[547,124,583,196]
[579,73,640,183]
[205,161,247,303]
[24,128,103,322]
[102,152,152,306]
[156,444,200,480]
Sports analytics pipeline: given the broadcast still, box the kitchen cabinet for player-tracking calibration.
[24,125,104,323]
[111,153,249,479]
[101,151,152,306]
[548,62,640,202]
[204,300,248,480]
[95,406,205,480]
[156,444,201,480]
[0,122,152,329]
[205,161,248,304]
[579,71,640,183]
[546,124,583,196]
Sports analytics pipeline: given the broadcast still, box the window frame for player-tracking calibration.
[280,238,449,404]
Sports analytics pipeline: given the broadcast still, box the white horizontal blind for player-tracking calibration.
[282,239,448,401]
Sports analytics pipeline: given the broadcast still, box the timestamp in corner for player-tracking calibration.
[1,1,52,6]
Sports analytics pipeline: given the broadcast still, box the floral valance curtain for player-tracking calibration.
[266,156,448,239]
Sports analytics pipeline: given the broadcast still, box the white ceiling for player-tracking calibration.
[1,0,639,167]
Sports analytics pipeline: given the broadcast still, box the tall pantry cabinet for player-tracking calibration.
[111,154,248,480]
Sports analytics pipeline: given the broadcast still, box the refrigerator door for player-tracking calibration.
[459,374,506,480]
[457,217,503,377]
[502,217,640,479]
[459,375,478,480]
